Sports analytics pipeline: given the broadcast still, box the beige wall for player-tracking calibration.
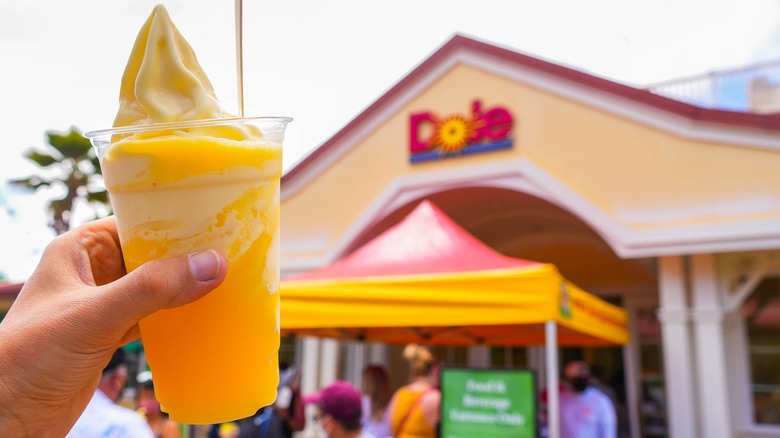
[281,63,780,266]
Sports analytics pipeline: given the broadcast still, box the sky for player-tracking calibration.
[2,0,780,281]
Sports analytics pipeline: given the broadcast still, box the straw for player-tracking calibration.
[235,0,245,117]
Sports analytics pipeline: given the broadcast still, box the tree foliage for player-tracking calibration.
[10,126,109,235]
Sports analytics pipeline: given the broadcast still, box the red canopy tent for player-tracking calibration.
[283,200,626,346]
[281,201,627,438]
[291,200,538,279]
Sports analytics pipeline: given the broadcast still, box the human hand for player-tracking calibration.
[0,217,226,437]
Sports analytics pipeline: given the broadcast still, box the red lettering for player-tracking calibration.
[480,107,512,140]
[470,100,484,142]
[409,112,436,152]
[409,100,513,156]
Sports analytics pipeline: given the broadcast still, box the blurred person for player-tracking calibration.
[559,360,617,438]
[0,217,226,436]
[67,348,154,437]
[388,344,441,438]
[306,381,375,438]
[589,365,618,407]
[136,371,181,438]
[273,362,306,435]
[219,422,241,438]
[237,362,305,438]
[361,364,392,438]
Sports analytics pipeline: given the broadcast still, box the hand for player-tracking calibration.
[0,217,226,437]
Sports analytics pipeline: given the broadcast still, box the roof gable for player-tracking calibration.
[282,34,780,188]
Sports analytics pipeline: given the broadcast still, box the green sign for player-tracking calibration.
[440,368,537,438]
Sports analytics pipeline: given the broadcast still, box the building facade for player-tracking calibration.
[280,35,780,438]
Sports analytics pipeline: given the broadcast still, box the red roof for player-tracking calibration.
[290,200,537,280]
[282,34,780,185]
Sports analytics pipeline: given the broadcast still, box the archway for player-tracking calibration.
[345,186,656,294]
[341,186,660,437]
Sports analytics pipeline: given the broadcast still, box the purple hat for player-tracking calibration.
[304,381,362,429]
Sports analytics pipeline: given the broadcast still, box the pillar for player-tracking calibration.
[319,339,340,386]
[657,255,699,438]
[690,253,732,438]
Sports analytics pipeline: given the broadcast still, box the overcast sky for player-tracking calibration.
[2,0,780,281]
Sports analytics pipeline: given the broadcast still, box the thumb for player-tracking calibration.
[99,250,227,331]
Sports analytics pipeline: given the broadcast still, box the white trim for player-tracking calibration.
[283,44,780,200]
[724,261,780,312]
[280,44,780,269]
[282,159,780,273]
[455,50,780,151]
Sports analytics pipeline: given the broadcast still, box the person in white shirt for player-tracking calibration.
[67,348,154,438]
[559,361,617,438]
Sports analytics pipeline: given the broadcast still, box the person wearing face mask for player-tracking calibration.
[559,360,617,438]
[305,381,376,438]
[136,371,181,438]
[66,348,154,437]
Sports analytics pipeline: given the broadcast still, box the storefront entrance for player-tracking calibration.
[314,187,662,438]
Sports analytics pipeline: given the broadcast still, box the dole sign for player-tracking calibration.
[409,100,513,163]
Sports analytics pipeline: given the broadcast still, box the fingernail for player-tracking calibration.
[188,250,221,282]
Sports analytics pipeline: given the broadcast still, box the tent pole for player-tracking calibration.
[545,321,560,438]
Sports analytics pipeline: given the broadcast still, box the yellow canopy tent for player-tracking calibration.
[280,201,628,438]
[282,266,626,346]
[280,201,627,346]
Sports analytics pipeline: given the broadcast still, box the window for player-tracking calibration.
[743,277,780,425]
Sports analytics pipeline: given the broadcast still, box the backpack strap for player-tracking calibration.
[396,388,435,437]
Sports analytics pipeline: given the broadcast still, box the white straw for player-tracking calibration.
[235,0,244,117]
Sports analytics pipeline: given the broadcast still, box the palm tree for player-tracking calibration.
[10,126,108,235]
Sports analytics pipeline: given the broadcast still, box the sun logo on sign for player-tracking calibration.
[430,116,475,153]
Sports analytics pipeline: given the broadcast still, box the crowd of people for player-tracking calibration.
[58,344,618,438]
[0,217,620,437]
[59,343,445,438]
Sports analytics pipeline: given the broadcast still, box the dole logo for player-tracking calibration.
[409,100,513,163]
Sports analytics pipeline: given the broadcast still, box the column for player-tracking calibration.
[319,338,340,386]
[300,337,320,393]
[657,255,698,438]
[691,253,732,438]
[368,342,389,365]
[622,295,642,438]
[300,337,320,438]
[344,341,366,387]
[723,311,752,431]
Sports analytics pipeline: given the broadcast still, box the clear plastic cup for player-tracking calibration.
[85,116,291,424]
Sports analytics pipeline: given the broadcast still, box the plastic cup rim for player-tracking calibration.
[83,116,293,139]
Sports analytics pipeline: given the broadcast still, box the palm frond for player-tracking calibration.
[24,150,59,168]
[8,176,52,191]
[91,155,103,175]
[46,126,92,160]
[87,190,109,204]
